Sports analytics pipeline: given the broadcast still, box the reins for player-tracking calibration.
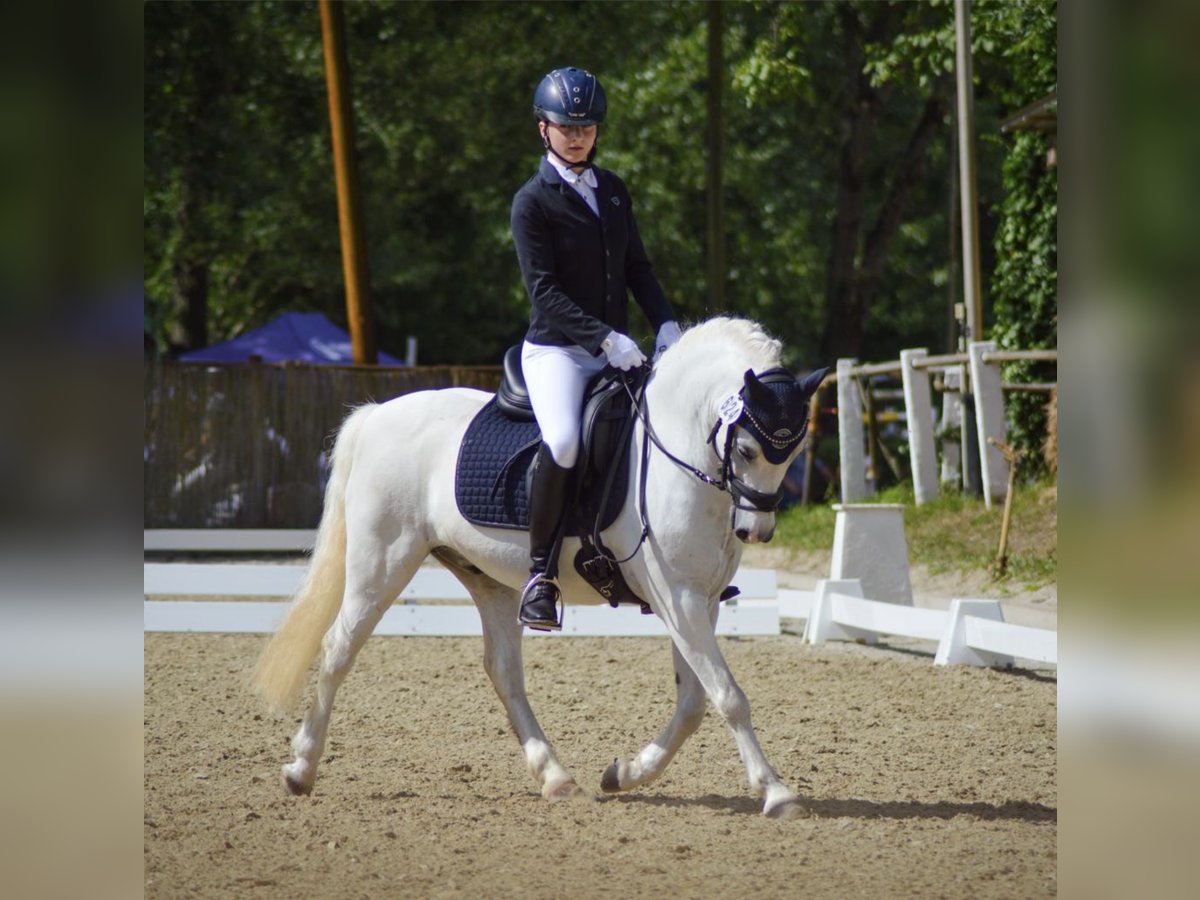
[604,368,794,567]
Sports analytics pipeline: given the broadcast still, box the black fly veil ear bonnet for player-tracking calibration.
[718,367,830,465]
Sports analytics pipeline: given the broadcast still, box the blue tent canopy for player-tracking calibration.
[179,312,403,365]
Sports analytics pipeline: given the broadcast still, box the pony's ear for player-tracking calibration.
[743,368,773,405]
[799,367,831,398]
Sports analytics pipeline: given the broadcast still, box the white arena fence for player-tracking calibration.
[835,342,1057,510]
[145,530,1055,667]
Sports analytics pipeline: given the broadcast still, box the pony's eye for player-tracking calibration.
[737,444,758,462]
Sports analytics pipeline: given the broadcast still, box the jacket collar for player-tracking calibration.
[538,157,564,185]
[542,154,598,188]
[538,156,604,188]
[538,158,612,217]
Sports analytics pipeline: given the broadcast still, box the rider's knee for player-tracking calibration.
[543,433,579,469]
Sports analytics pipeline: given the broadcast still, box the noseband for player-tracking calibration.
[705,419,792,514]
[595,368,806,567]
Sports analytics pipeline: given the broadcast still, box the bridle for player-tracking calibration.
[604,367,807,565]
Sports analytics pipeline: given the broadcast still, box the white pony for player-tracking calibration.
[253,317,817,818]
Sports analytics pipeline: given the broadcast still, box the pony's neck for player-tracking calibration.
[644,318,782,462]
[645,358,758,463]
[647,355,746,431]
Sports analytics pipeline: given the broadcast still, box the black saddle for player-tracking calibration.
[495,345,534,421]
[455,346,650,610]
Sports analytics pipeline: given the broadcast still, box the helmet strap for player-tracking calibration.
[540,120,599,172]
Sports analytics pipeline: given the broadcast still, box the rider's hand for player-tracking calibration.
[653,321,682,362]
[600,331,646,371]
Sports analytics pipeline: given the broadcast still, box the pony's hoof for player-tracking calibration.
[600,759,623,793]
[763,794,807,820]
[281,768,313,796]
[544,779,587,802]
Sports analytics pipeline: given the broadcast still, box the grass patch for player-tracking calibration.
[775,480,1057,587]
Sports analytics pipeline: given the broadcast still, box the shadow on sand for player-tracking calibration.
[603,792,1056,823]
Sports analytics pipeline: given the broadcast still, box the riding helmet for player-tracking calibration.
[533,67,607,126]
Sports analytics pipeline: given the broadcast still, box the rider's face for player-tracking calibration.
[540,121,597,167]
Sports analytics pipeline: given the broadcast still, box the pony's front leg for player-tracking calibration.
[601,642,707,794]
[472,581,583,801]
[659,587,807,819]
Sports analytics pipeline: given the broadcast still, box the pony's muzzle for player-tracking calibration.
[735,518,775,544]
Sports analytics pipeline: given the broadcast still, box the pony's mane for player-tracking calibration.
[663,316,782,372]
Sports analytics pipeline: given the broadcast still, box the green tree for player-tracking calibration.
[145,1,341,351]
[144,0,1055,373]
[985,0,1057,475]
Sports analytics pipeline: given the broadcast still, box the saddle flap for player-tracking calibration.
[576,366,645,480]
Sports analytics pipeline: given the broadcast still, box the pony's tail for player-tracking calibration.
[251,403,378,713]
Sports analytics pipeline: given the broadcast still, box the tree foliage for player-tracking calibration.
[144,0,1056,371]
[984,1,1057,475]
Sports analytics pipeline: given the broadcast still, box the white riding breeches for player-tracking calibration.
[521,341,608,469]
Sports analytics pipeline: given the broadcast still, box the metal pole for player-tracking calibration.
[954,0,984,343]
[319,0,377,365]
[706,1,726,313]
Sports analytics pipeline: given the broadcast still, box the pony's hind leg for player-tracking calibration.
[283,538,426,795]
[600,641,708,794]
[444,559,582,801]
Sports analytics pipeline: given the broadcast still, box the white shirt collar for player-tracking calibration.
[546,154,598,189]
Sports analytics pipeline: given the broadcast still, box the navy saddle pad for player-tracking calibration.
[454,397,629,533]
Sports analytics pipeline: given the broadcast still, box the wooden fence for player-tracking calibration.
[144,361,501,528]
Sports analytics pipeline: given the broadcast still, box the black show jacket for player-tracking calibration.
[511,158,675,355]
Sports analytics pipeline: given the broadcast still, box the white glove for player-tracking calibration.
[653,321,682,362]
[600,330,646,371]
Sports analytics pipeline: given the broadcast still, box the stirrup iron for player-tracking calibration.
[519,573,562,632]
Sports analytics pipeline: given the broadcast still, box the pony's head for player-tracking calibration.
[654,318,828,543]
[723,365,828,542]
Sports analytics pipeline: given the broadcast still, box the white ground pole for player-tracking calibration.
[804,580,1056,668]
[900,348,939,505]
[803,578,875,644]
[829,503,913,606]
[968,340,1009,509]
[940,366,964,486]
[934,599,1013,667]
[143,564,781,638]
[805,578,947,646]
[836,358,868,502]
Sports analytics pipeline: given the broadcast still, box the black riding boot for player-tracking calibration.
[519,442,573,631]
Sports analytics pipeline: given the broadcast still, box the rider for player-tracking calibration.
[511,66,681,631]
